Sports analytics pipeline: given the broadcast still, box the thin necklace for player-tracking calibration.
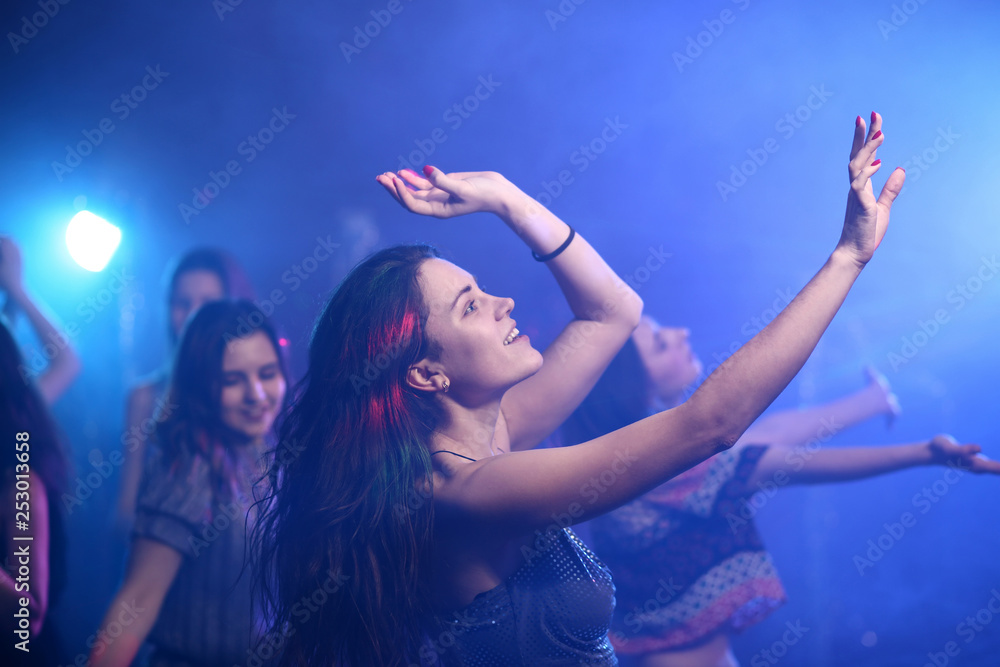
[431,450,478,462]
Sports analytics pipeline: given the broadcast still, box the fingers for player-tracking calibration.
[877,167,906,209]
[397,168,431,190]
[849,112,885,183]
[375,172,429,214]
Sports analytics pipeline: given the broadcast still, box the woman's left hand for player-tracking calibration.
[376,167,521,219]
[928,434,1000,474]
[864,365,902,426]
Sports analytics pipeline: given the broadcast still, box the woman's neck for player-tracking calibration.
[431,399,504,460]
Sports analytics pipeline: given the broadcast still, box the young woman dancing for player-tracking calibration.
[117,248,256,530]
[254,112,904,666]
[91,300,287,667]
[563,319,998,667]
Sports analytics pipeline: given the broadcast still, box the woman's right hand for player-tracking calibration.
[376,167,523,219]
[835,112,906,268]
[928,434,1000,474]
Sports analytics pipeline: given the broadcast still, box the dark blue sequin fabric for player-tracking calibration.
[430,528,618,666]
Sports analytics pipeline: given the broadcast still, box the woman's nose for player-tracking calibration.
[497,296,514,319]
[247,378,266,403]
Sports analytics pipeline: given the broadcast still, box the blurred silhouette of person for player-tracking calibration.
[92,300,287,667]
[116,248,255,532]
[0,236,78,665]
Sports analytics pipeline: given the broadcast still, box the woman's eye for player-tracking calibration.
[465,300,477,315]
[223,376,241,387]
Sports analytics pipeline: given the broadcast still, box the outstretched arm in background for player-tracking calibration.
[0,237,82,403]
[748,434,1000,487]
[738,366,900,448]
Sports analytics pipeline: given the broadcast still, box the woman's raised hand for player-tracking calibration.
[375,167,520,219]
[928,434,1000,475]
[864,364,902,426]
[836,112,906,267]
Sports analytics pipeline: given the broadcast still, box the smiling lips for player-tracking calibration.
[504,327,520,346]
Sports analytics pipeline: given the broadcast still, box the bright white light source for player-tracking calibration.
[66,211,121,272]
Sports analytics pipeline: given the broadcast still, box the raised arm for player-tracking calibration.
[88,538,182,667]
[747,434,1000,487]
[435,113,907,535]
[0,237,82,404]
[737,366,900,448]
[377,167,643,451]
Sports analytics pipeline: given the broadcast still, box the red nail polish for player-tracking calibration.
[871,159,881,166]
[900,168,905,173]
[856,115,862,127]
[871,111,877,124]
[423,165,435,177]
[872,130,882,140]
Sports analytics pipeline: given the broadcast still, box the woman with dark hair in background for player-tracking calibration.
[561,321,999,667]
[252,111,904,667]
[0,236,78,665]
[92,300,287,667]
[116,248,256,530]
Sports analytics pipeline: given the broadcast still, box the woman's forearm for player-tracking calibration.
[496,189,643,327]
[8,286,82,403]
[685,250,864,449]
[740,382,888,448]
[752,441,933,486]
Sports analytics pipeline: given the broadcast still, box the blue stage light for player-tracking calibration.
[65,211,121,272]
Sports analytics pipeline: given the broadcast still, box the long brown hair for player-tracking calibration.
[252,244,446,666]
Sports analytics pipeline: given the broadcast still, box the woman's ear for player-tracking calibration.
[406,360,449,394]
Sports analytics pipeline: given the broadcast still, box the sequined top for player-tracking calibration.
[431,528,618,666]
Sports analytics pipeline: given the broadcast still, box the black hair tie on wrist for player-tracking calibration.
[532,226,576,262]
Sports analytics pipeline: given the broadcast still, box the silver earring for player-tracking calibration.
[442,380,450,393]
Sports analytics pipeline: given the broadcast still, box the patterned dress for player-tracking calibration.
[589,445,785,655]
